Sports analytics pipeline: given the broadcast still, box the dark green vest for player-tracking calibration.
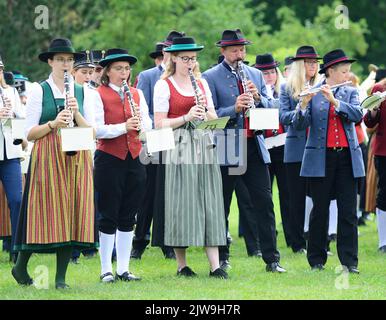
[39,81,84,125]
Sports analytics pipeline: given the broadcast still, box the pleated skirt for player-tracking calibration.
[14,130,97,252]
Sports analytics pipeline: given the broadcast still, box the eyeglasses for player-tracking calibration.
[178,56,197,63]
[304,60,318,65]
[112,66,131,72]
[54,57,74,64]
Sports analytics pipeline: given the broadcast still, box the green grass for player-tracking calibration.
[1,182,386,300]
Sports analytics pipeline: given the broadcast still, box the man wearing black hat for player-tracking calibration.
[149,42,166,67]
[131,31,185,261]
[203,29,286,273]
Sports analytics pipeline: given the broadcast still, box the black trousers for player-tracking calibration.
[285,162,307,251]
[220,138,280,265]
[374,155,386,211]
[132,162,157,250]
[94,150,146,234]
[235,180,260,255]
[269,146,292,247]
[307,148,358,267]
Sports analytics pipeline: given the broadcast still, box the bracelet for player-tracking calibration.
[47,121,54,130]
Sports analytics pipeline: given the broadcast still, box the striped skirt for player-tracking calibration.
[0,182,11,239]
[14,130,96,252]
[366,136,378,213]
[164,128,226,247]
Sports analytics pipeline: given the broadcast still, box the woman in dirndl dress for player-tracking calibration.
[153,36,227,279]
[12,38,97,289]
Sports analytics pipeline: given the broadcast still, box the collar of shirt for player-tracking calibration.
[108,82,122,93]
[47,73,74,98]
[160,63,166,72]
[222,60,238,75]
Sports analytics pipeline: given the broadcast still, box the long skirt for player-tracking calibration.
[14,130,97,252]
[154,128,226,247]
[365,135,378,213]
[0,182,11,239]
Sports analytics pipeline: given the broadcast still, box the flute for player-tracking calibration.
[299,81,352,97]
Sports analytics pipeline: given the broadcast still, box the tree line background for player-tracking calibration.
[0,0,384,82]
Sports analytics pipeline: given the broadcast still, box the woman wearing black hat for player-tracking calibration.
[295,49,364,272]
[72,51,96,86]
[94,48,152,283]
[0,55,25,263]
[12,38,97,289]
[153,36,227,279]
[279,45,321,254]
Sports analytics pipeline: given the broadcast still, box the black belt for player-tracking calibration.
[327,147,348,152]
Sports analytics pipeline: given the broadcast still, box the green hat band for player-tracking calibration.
[103,53,131,60]
[165,44,204,51]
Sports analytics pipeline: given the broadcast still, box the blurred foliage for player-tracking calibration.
[0,0,383,82]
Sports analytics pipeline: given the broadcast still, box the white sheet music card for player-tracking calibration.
[265,133,287,150]
[249,108,279,130]
[61,127,94,152]
[11,119,26,140]
[146,128,175,153]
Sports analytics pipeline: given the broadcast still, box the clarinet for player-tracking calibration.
[63,70,77,156]
[0,86,22,145]
[188,68,206,129]
[122,80,143,137]
[236,60,255,113]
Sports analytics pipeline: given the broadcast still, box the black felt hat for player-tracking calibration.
[254,53,280,70]
[99,48,138,68]
[162,31,186,47]
[375,69,386,82]
[318,49,356,74]
[291,46,321,61]
[216,29,251,47]
[38,38,83,63]
[164,37,204,52]
[149,43,166,59]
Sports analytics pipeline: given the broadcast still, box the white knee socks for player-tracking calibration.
[99,232,115,275]
[116,230,134,276]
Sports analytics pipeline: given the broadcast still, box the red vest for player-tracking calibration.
[165,78,207,118]
[97,85,142,160]
[327,103,349,148]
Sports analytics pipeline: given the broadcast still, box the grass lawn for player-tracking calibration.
[1,182,385,300]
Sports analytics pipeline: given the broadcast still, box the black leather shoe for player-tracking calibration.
[219,259,232,270]
[379,245,386,253]
[347,266,360,274]
[70,257,79,264]
[130,248,144,260]
[11,267,33,286]
[293,248,307,254]
[100,272,115,283]
[115,271,141,281]
[177,266,197,277]
[311,264,325,271]
[209,268,228,279]
[162,247,176,260]
[266,262,286,273]
[55,283,70,289]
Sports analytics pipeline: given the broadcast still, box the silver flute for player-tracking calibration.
[299,80,352,97]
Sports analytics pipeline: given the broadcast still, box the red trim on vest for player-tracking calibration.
[327,103,349,148]
[265,124,285,138]
[97,85,142,160]
[355,122,365,144]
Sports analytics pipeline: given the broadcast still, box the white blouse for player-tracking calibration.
[153,77,215,113]
[25,73,96,138]
[94,83,152,140]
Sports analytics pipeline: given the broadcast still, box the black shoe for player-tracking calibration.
[70,257,79,264]
[130,248,145,260]
[219,259,232,270]
[358,216,367,226]
[266,262,286,273]
[209,268,228,279]
[115,271,141,281]
[100,272,115,283]
[83,252,96,259]
[379,245,386,253]
[311,264,325,271]
[162,247,176,260]
[11,267,33,286]
[248,250,262,258]
[55,283,70,289]
[347,266,360,274]
[177,266,197,277]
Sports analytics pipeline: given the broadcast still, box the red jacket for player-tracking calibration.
[364,83,386,156]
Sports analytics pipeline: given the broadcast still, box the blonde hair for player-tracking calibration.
[286,60,320,99]
[161,52,201,80]
[274,68,283,96]
[0,73,8,89]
